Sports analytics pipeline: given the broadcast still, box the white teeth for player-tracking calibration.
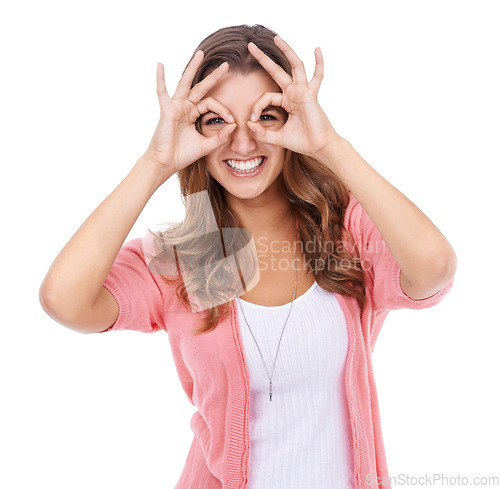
[226,156,264,172]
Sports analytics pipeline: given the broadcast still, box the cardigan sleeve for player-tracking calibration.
[343,191,454,312]
[97,237,168,333]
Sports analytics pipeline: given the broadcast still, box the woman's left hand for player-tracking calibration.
[247,36,343,160]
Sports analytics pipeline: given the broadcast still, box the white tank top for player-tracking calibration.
[236,281,355,489]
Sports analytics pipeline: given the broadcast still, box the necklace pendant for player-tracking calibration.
[269,380,273,402]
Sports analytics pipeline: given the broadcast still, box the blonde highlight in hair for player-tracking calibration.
[147,24,366,334]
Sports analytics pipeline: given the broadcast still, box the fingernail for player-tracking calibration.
[251,113,256,122]
[228,114,235,123]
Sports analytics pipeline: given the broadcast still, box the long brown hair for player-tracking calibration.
[145,24,366,334]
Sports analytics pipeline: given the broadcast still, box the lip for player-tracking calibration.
[223,156,267,178]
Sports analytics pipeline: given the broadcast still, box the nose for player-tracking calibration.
[228,121,257,155]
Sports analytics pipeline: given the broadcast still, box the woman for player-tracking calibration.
[39,24,457,489]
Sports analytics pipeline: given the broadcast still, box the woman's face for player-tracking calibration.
[199,70,288,202]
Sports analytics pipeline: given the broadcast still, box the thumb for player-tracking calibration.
[202,123,236,154]
[247,121,283,147]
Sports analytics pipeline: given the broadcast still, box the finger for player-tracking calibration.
[196,96,235,124]
[247,42,292,90]
[309,47,324,95]
[250,92,283,121]
[172,50,204,100]
[156,62,171,111]
[247,120,284,147]
[273,35,308,84]
[187,62,230,104]
[202,123,237,154]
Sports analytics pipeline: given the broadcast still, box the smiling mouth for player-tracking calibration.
[224,156,265,173]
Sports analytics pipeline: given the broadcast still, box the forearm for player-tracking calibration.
[318,138,457,289]
[39,156,171,319]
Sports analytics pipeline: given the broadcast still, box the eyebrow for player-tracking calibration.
[200,105,283,119]
[261,106,282,114]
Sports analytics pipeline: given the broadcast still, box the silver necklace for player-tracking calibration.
[236,224,298,402]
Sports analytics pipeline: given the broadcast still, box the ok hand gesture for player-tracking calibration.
[143,51,236,178]
[247,36,343,160]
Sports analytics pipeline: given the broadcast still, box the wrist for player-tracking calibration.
[314,134,351,169]
[132,155,175,192]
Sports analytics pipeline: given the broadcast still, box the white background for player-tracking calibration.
[1,0,499,488]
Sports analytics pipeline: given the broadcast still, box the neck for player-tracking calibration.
[225,190,295,237]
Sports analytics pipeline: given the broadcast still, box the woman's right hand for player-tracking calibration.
[142,51,236,178]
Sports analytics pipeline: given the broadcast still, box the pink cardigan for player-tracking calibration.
[98,192,454,489]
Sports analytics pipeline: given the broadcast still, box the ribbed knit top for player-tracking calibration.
[236,281,355,488]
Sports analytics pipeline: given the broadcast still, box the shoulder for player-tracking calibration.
[343,190,362,221]
[340,191,365,242]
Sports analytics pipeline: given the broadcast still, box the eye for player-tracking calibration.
[204,114,278,125]
[205,117,227,125]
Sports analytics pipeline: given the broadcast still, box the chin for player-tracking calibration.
[224,185,269,201]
